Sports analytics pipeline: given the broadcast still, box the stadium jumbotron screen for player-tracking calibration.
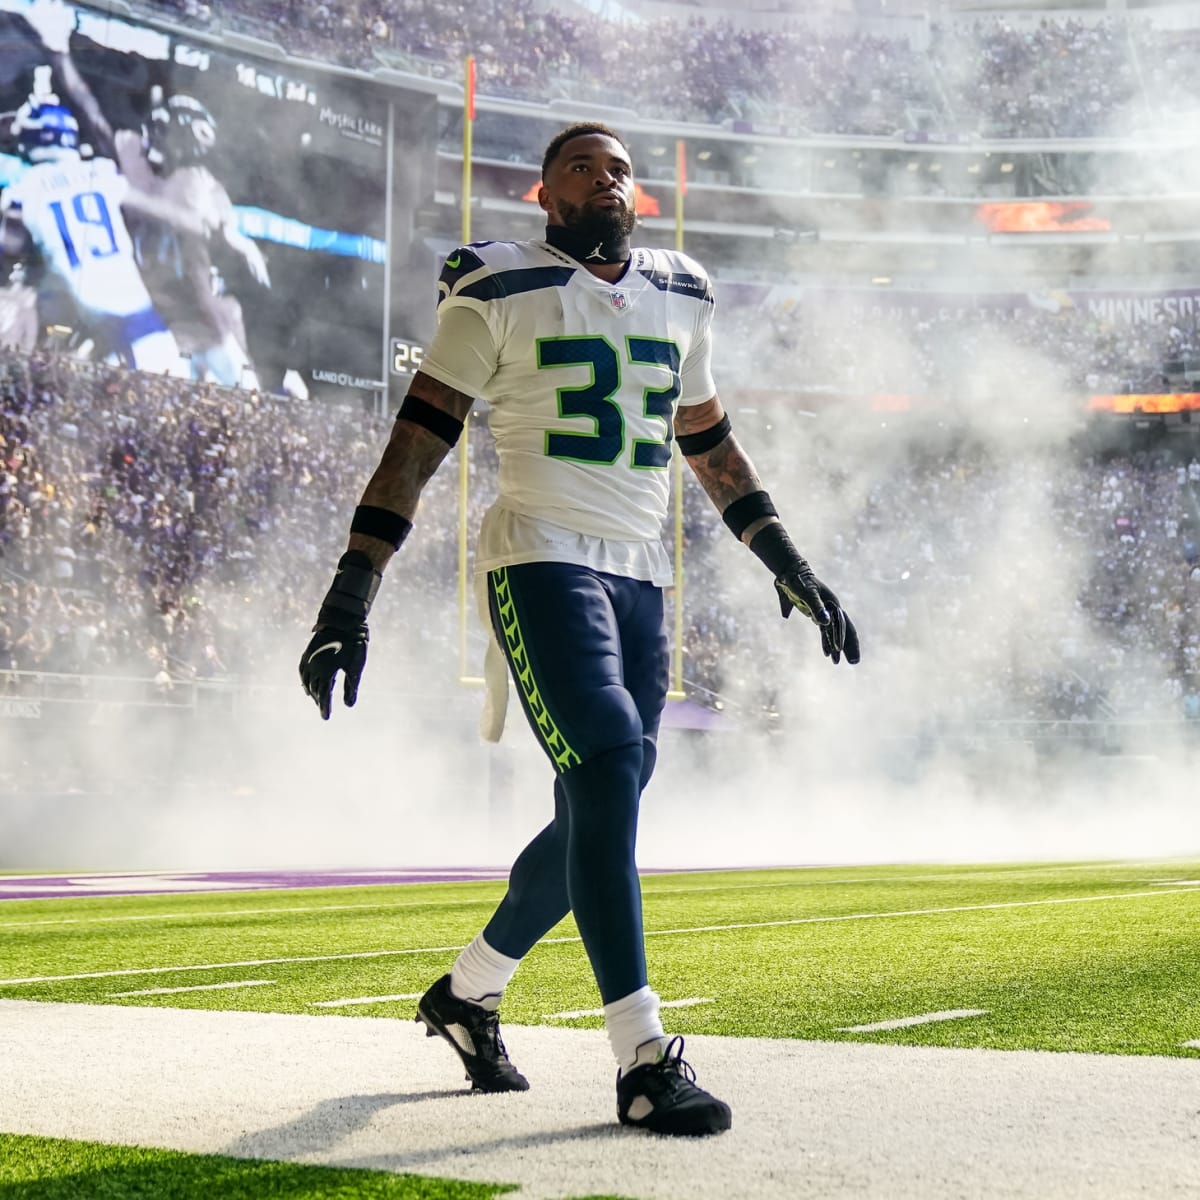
[0,1,390,399]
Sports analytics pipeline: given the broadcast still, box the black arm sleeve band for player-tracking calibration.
[397,394,465,447]
[676,413,731,457]
[722,490,778,540]
[747,522,806,578]
[350,504,412,551]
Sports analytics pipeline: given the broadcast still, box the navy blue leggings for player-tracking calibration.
[482,562,668,1004]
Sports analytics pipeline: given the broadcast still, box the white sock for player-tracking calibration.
[449,934,520,1011]
[604,985,669,1071]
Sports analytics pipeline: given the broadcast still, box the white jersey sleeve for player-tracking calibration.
[675,251,717,406]
[419,303,498,398]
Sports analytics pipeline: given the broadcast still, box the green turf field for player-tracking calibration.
[0,1133,518,1200]
[5,861,1200,1198]
[3,860,1200,1056]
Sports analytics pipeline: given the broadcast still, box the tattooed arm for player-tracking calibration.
[347,372,475,574]
[675,394,860,666]
[299,371,476,717]
[674,395,777,544]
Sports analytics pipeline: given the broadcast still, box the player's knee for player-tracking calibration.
[578,683,643,759]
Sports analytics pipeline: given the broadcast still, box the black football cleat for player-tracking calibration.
[616,1036,732,1136]
[415,974,530,1093]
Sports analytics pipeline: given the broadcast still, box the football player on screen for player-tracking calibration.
[300,123,860,1136]
[22,0,269,389]
[0,70,203,373]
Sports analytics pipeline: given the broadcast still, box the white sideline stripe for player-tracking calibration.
[310,992,423,1008]
[0,899,496,929]
[546,997,714,1020]
[0,884,833,929]
[5,868,1198,929]
[839,1009,989,1033]
[1182,1040,1200,1049]
[0,881,895,929]
[2,887,1198,987]
[109,980,275,998]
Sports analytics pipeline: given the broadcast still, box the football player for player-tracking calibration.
[300,123,859,1136]
[0,89,200,373]
[23,0,268,388]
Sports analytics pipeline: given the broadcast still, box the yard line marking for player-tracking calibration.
[0,944,467,987]
[1182,1040,1200,1049]
[108,980,275,998]
[1152,881,1200,886]
[310,993,423,1008]
[546,997,713,1020]
[839,1009,988,1033]
[2,887,1197,987]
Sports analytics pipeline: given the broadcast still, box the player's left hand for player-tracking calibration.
[775,566,860,666]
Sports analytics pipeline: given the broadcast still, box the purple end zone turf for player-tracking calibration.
[0,868,510,901]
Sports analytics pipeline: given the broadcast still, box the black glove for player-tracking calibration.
[775,567,860,666]
[748,524,861,667]
[299,550,381,719]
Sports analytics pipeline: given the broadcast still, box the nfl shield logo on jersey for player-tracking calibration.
[609,291,627,311]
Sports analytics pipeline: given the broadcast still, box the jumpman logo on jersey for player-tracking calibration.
[585,243,605,261]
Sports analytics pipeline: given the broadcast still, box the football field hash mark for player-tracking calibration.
[2,886,1198,988]
[1182,1040,1200,1049]
[839,1009,989,1033]
[309,992,423,1008]
[108,980,275,998]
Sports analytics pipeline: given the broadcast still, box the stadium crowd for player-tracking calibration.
[139,0,1175,139]
[720,295,1200,398]
[0,343,1197,729]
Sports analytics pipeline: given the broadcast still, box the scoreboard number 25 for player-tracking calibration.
[391,337,425,375]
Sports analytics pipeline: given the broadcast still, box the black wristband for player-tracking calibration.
[676,413,731,457]
[398,394,465,447]
[747,523,806,579]
[317,550,381,629]
[350,504,412,551]
[722,490,778,540]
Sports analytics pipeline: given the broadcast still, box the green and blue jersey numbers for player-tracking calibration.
[538,334,680,470]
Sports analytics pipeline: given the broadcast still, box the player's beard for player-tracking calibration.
[555,196,637,244]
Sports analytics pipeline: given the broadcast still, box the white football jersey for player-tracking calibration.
[2,157,154,319]
[421,238,716,582]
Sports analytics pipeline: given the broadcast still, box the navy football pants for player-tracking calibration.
[481,561,669,1004]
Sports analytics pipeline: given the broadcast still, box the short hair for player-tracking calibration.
[541,122,629,179]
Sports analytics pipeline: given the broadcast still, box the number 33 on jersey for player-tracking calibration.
[422,240,717,545]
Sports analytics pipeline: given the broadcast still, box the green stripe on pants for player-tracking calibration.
[490,566,582,772]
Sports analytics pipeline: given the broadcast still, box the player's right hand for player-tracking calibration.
[299,550,381,719]
[299,622,368,720]
[775,566,860,666]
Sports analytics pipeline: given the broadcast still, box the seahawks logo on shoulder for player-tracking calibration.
[438,245,489,288]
